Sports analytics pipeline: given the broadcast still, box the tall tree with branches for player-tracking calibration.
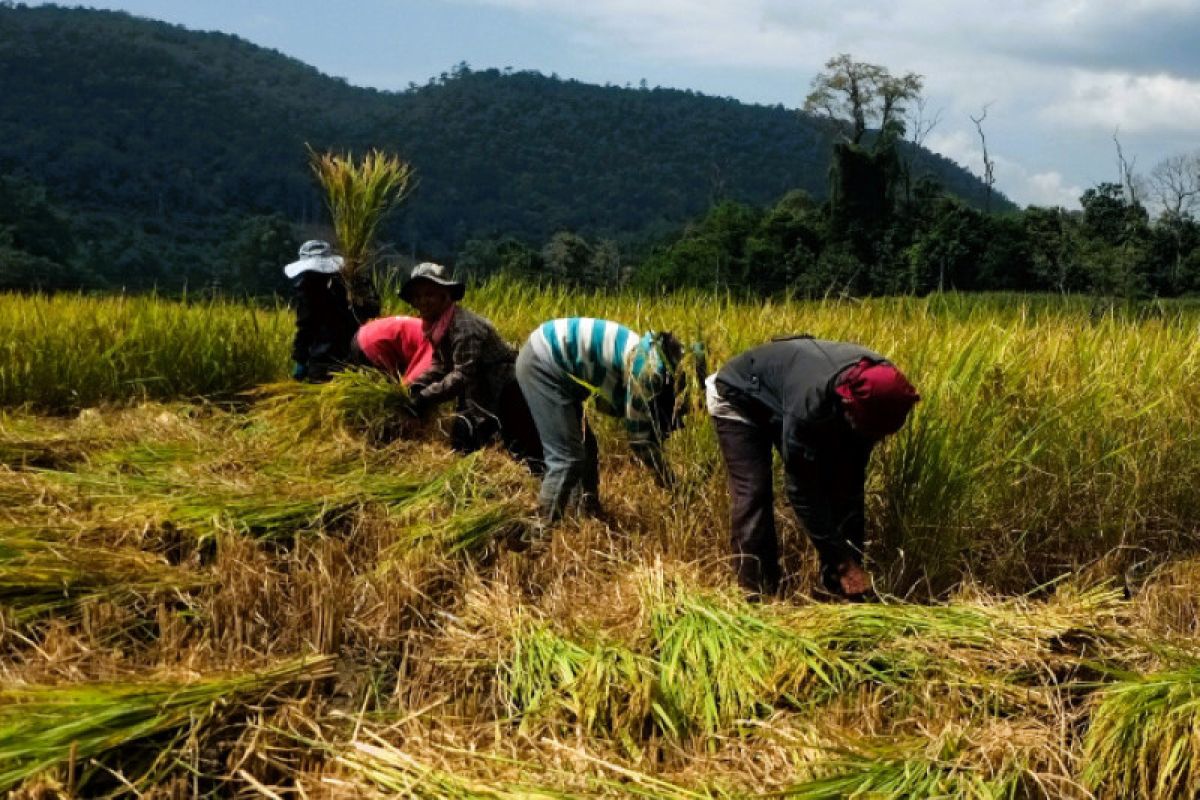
[804,54,923,147]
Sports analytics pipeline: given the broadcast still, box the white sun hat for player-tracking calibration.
[283,240,345,279]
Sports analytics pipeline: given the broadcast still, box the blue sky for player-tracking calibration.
[37,0,1200,209]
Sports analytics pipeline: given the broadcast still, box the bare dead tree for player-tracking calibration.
[1148,151,1200,219]
[895,96,944,203]
[1149,150,1200,288]
[908,95,943,149]
[970,103,996,213]
[1112,129,1141,206]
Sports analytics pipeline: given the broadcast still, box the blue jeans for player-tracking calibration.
[515,343,599,519]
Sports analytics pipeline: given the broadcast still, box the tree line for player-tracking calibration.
[3,8,1196,298]
[0,5,1000,292]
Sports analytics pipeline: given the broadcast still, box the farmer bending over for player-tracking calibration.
[516,317,687,521]
[348,315,434,383]
[285,240,380,382]
[708,337,919,600]
[400,263,541,466]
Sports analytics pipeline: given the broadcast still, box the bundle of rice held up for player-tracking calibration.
[251,369,420,442]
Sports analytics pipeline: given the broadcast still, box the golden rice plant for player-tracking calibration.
[0,292,288,410]
[308,146,415,286]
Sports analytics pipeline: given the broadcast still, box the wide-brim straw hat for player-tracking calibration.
[399,262,466,303]
[283,240,345,279]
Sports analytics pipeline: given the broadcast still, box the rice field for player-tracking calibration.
[1,285,1199,797]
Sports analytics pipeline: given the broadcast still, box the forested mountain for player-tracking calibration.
[0,4,1008,289]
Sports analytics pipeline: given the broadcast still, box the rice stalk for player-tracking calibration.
[0,654,334,793]
[251,368,417,443]
[780,738,1033,800]
[0,531,207,623]
[1082,661,1200,800]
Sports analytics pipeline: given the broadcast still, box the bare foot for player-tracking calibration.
[838,562,872,597]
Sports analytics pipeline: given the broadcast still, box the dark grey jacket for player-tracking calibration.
[715,337,890,567]
[418,307,517,428]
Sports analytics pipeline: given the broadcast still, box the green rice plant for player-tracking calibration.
[499,618,658,745]
[0,654,334,794]
[0,293,289,410]
[1082,661,1200,799]
[309,147,414,285]
[0,530,208,623]
[644,580,849,737]
[250,368,417,443]
[781,736,1033,799]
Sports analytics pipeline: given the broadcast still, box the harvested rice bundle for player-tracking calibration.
[499,618,657,744]
[308,147,414,286]
[251,368,420,443]
[1083,661,1200,800]
[0,655,334,794]
[0,532,207,623]
[782,733,1037,799]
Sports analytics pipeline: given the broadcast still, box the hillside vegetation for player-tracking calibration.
[0,4,1003,290]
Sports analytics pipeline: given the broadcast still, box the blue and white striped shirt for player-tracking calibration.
[529,317,667,442]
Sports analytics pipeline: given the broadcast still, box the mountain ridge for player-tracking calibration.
[0,4,1012,285]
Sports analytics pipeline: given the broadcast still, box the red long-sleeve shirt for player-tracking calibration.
[354,316,433,382]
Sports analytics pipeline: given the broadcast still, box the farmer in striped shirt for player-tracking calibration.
[515,317,686,520]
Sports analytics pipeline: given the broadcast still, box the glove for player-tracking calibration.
[405,386,431,417]
[291,361,308,381]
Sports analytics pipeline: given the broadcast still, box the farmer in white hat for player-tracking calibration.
[284,240,380,381]
[400,262,542,467]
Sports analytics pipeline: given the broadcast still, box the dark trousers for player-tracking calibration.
[712,416,782,596]
[450,380,545,474]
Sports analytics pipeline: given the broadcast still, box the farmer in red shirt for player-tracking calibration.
[349,315,434,383]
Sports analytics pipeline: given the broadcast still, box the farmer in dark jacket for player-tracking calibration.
[401,262,542,467]
[286,240,380,382]
[709,337,919,599]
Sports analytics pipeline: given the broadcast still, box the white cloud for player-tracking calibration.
[1043,71,1200,133]
[449,0,1197,202]
[925,131,1084,208]
[1023,171,1085,208]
